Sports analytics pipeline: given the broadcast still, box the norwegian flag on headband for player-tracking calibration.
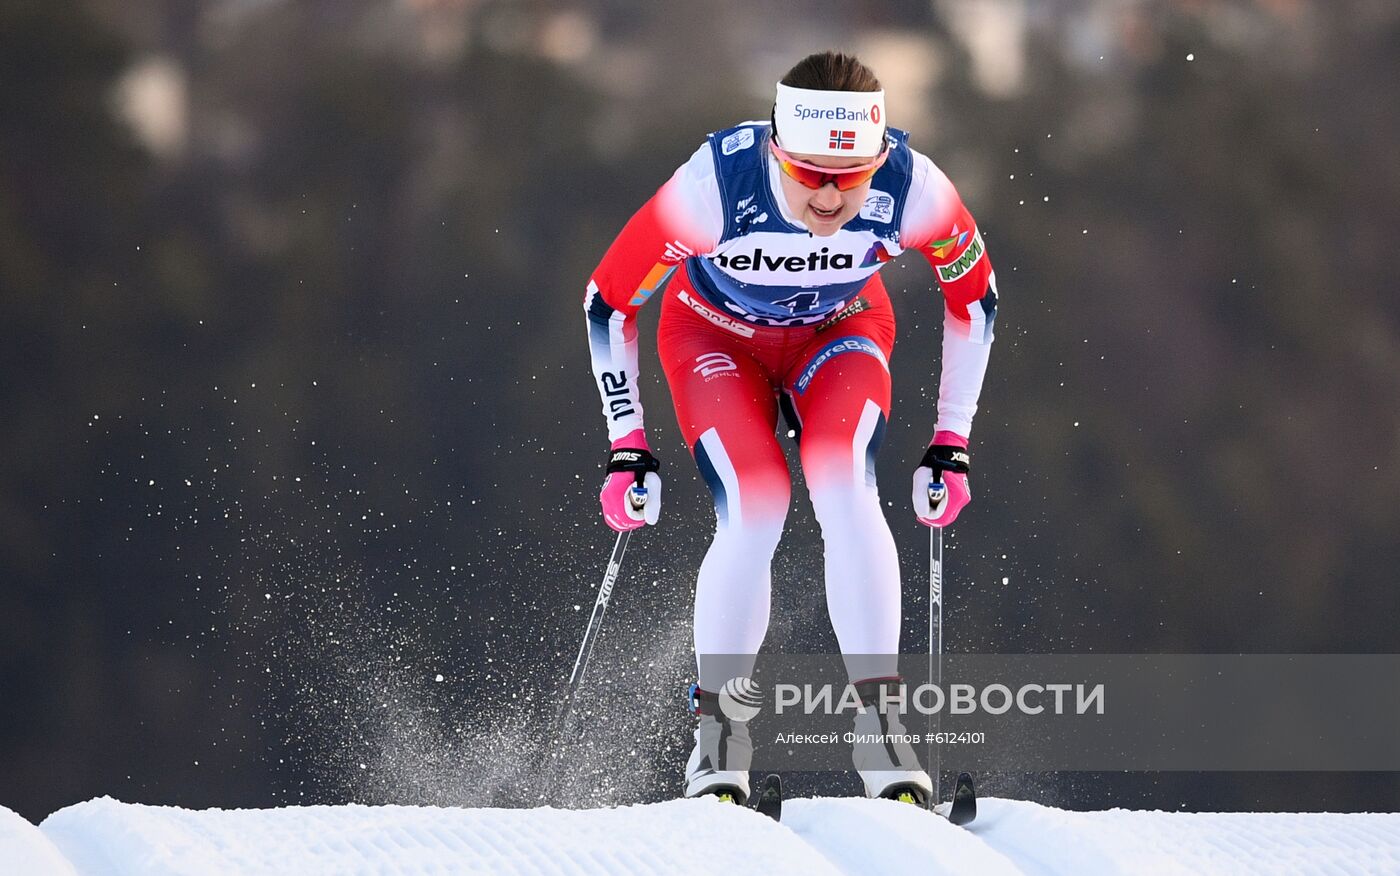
[828,130,856,151]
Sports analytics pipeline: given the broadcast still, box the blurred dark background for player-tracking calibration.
[2,0,1398,823]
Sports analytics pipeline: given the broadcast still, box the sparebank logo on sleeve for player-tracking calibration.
[721,129,755,155]
[936,229,986,283]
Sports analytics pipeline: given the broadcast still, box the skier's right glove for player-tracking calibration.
[599,428,662,532]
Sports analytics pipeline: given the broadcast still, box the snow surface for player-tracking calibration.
[2,796,1397,875]
[0,805,75,875]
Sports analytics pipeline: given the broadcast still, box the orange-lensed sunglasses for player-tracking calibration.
[769,138,888,192]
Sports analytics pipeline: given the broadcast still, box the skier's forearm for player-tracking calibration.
[581,147,721,444]
[934,298,995,440]
[585,281,645,441]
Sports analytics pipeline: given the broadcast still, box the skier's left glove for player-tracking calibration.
[599,428,662,532]
[912,430,971,528]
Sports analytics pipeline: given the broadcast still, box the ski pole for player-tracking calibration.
[927,477,946,810]
[540,484,648,798]
[567,515,636,699]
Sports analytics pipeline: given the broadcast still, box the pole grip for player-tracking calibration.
[928,475,947,516]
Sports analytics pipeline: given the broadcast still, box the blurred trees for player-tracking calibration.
[1,0,1396,819]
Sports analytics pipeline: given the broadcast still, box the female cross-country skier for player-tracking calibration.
[584,51,997,805]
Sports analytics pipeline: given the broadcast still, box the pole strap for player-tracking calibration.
[920,444,970,474]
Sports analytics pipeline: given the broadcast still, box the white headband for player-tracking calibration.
[772,82,886,157]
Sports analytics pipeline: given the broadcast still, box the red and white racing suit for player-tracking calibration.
[585,122,997,688]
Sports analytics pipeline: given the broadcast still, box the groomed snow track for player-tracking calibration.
[4,796,1400,875]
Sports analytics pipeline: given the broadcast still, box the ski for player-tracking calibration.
[753,773,782,821]
[733,771,966,826]
[945,771,977,826]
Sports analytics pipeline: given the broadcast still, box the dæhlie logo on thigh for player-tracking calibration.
[694,352,739,380]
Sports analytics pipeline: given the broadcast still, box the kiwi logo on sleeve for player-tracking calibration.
[936,229,986,283]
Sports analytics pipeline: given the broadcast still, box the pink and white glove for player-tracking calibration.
[912,431,972,528]
[599,428,662,532]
